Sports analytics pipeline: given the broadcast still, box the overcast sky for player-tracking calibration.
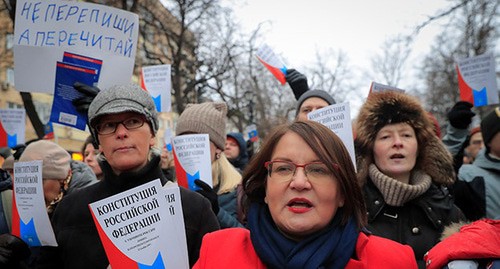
[228,0,451,89]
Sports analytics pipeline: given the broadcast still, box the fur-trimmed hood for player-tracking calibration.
[355,91,454,186]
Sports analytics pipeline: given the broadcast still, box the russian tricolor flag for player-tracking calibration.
[456,53,498,107]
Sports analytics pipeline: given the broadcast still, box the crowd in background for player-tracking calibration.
[0,68,498,269]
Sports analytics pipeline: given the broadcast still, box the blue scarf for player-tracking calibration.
[247,202,358,269]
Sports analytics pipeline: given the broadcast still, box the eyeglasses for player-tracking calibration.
[264,160,337,183]
[95,116,146,135]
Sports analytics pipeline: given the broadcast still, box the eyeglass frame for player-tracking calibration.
[264,160,339,182]
[94,116,147,135]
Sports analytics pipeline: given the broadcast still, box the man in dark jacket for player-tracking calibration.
[37,84,219,268]
[225,133,249,172]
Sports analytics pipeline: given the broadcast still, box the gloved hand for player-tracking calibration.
[0,234,31,266]
[72,82,101,114]
[12,144,27,160]
[285,69,309,100]
[194,179,219,215]
[447,101,475,129]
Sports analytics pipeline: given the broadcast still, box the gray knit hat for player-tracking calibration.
[19,140,71,179]
[88,84,159,141]
[296,90,336,116]
[481,106,500,153]
[176,102,227,149]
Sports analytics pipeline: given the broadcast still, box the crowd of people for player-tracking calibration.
[0,68,498,269]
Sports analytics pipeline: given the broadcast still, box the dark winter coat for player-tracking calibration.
[0,169,12,234]
[364,180,465,268]
[456,148,500,220]
[217,188,244,228]
[67,160,98,194]
[36,153,219,269]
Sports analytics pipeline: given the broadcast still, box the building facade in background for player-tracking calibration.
[0,0,194,154]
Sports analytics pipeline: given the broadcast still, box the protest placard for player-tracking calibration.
[172,134,212,191]
[141,65,172,112]
[255,44,287,85]
[0,109,26,148]
[13,0,139,93]
[163,127,173,152]
[162,182,189,268]
[369,82,405,93]
[308,102,357,170]
[89,179,188,269]
[456,53,498,106]
[12,160,57,247]
[245,124,259,142]
[50,61,99,130]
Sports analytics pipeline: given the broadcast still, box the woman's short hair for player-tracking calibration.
[242,121,367,228]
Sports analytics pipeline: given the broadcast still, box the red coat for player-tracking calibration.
[424,219,500,269]
[194,228,418,269]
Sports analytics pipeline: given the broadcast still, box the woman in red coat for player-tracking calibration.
[194,121,418,269]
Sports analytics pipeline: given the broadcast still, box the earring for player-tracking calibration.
[216,153,221,159]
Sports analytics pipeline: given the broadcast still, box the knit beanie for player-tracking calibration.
[19,140,71,179]
[176,102,227,150]
[355,91,454,186]
[481,106,500,152]
[295,90,336,116]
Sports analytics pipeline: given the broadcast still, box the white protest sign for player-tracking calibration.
[14,0,139,93]
[163,182,189,268]
[0,109,26,147]
[89,179,188,269]
[12,160,57,247]
[245,124,259,142]
[369,82,405,93]
[141,64,172,112]
[255,44,287,85]
[163,127,173,152]
[172,134,212,191]
[456,52,498,106]
[307,102,357,170]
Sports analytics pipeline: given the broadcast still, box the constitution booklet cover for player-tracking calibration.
[172,134,212,191]
[89,179,189,269]
[12,160,57,247]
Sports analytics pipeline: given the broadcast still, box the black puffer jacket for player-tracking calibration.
[36,154,219,269]
[364,180,464,268]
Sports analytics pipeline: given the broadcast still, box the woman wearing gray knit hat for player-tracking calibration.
[176,102,244,228]
[38,84,219,268]
[355,91,465,268]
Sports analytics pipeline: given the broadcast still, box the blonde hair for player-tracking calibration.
[212,153,242,195]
